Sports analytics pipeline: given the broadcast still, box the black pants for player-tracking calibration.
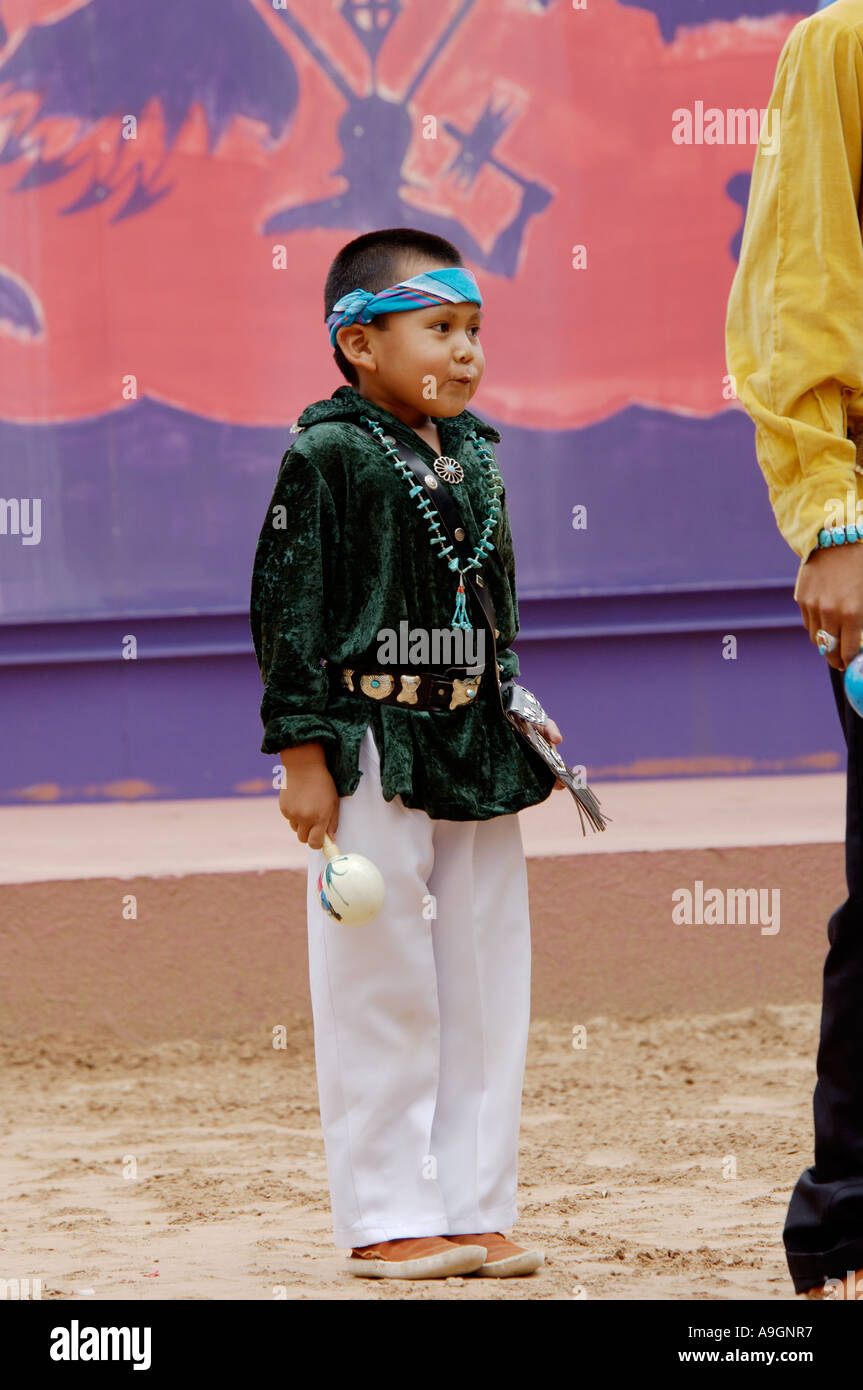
[784,663,863,1291]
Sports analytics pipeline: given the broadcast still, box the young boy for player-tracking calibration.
[250,227,564,1280]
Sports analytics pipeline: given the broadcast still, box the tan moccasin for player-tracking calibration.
[346,1235,488,1279]
[445,1231,545,1277]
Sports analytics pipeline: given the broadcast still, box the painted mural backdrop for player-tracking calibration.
[0,0,816,627]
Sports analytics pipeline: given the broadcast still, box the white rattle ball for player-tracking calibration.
[316,833,385,926]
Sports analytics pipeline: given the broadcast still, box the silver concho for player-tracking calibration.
[360,673,395,700]
[450,676,481,709]
[396,674,421,704]
[432,455,464,484]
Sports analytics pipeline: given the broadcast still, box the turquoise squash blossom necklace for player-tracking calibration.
[359,413,504,630]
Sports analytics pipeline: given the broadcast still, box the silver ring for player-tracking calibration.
[815,628,863,657]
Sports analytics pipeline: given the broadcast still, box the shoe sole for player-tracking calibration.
[469,1251,545,1277]
[346,1243,488,1279]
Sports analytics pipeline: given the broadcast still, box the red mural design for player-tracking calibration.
[0,0,801,429]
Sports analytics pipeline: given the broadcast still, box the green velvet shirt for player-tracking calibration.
[249,383,557,821]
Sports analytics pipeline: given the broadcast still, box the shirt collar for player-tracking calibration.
[295,384,501,452]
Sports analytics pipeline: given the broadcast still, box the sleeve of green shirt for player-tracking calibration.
[493,496,521,682]
[249,445,340,756]
[725,13,863,603]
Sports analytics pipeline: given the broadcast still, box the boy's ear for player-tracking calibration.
[336,322,376,372]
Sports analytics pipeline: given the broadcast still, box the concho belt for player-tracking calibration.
[339,666,483,711]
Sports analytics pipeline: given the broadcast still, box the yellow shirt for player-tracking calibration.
[725,0,863,603]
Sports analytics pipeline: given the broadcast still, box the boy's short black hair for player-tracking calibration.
[325,227,464,386]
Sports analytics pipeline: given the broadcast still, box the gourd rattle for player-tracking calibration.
[315,833,386,926]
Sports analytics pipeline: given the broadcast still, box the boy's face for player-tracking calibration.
[336,260,485,421]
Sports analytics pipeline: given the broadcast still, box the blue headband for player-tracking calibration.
[326,266,482,347]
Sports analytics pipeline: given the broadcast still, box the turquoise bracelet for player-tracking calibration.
[817,525,863,547]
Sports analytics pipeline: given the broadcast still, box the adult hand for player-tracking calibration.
[796,544,863,672]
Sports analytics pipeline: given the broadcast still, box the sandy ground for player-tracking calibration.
[0,1004,819,1301]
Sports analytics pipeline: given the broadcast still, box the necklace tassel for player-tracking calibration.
[452,575,472,630]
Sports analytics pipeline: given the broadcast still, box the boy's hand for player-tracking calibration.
[278,742,340,849]
[796,544,863,672]
[536,715,566,790]
[517,713,567,790]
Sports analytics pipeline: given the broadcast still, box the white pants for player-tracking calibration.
[305,723,533,1249]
